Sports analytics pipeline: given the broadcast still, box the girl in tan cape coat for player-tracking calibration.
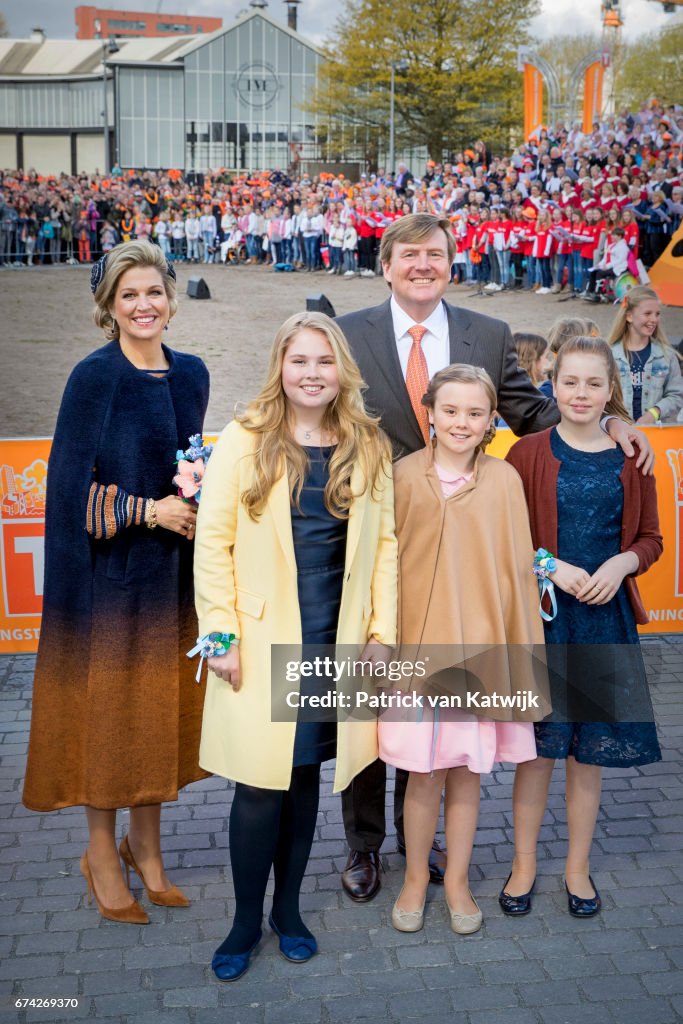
[379,365,547,936]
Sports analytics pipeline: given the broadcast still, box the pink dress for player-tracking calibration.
[378,462,537,775]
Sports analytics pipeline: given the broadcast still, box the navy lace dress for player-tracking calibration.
[291,446,346,767]
[536,429,661,767]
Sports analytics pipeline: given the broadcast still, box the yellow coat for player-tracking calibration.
[194,420,398,791]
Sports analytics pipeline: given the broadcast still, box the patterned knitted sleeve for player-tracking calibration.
[86,482,148,539]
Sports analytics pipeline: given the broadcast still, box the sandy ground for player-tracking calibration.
[2,262,682,436]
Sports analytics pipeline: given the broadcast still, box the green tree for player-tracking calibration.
[616,23,683,108]
[306,0,541,167]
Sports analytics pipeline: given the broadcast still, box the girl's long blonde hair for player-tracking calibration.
[553,335,632,422]
[607,285,670,351]
[237,312,391,520]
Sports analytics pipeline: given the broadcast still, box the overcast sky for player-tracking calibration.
[0,0,674,45]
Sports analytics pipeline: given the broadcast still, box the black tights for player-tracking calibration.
[215,764,320,955]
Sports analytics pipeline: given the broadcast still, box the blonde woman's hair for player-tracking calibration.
[513,332,548,385]
[553,335,631,422]
[548,316,600,354]
[93,239,177,340]
[607,285,670,351]
[422,363,497,450]
[237,312,392,520]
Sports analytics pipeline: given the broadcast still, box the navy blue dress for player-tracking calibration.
[536,429,661,767]
[291,446,346,767]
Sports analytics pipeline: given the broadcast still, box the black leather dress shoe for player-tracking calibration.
[498,872,536,916]
[565,877,601,917]
[396,836,446,885]
[341,850,381,902]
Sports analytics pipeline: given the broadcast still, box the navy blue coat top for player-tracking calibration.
[24,341,210,811]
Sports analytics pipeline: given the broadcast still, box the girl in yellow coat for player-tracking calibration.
[193,311,397,981]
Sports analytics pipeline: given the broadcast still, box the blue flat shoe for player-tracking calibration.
[498,872,536,916]
[268,913,317,963]
[211,931,261,982]
[565,877,601,918]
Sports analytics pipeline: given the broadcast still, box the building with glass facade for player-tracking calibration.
[0,10,324,175]
[115,10,323,172]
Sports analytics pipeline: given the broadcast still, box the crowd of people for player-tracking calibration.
[23,204,676,984]
[1,98,681,299]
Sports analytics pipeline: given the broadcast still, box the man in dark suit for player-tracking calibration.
[336,213,653,902]
[394,163,414,197]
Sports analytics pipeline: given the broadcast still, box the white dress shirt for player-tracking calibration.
[391,296,450,381]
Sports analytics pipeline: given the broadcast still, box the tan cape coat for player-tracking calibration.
[194,420,398,791]
[393,445,549,720]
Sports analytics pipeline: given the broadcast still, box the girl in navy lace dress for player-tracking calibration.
[502,336,662,917]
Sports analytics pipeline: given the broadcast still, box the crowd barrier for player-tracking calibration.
[1,427,682,654]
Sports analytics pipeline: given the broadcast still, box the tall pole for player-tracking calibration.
[389,63,395,177]
[101,37,119,174]
[102,51,110,174]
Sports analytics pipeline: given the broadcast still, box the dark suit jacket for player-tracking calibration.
[337,298,560,459]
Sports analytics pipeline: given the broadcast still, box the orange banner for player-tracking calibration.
[490,426,681,635]
[0,439,49,654]
[648,224,683,308]
[2,429,683,654]
[524,64,544,142]
[582,61,604,135]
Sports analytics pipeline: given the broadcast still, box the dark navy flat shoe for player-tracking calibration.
[565,877,601,918]
[498,872,536,916]
[268,913,317,963]
[211,931,261,982]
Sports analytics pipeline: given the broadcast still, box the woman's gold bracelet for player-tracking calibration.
[145,497,158,529]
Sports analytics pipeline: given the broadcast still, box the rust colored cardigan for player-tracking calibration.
[506,429,663,625]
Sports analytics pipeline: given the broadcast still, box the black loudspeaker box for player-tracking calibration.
[305,293,336,318]
[187,277,211,300]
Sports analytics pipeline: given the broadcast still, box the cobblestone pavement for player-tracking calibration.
[1,640,682,1024]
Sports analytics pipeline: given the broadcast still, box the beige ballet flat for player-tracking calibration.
[391,886,426,932]
[447,892,483,934]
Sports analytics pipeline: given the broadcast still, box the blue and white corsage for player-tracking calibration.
[187,632,239,682]
[533,548,558,622]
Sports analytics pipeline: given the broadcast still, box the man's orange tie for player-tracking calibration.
[406,325,430,444]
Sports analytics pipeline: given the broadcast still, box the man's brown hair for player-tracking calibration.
[379,213,456,268]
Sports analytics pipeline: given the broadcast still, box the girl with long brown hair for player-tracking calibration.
[502,336,662,920]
